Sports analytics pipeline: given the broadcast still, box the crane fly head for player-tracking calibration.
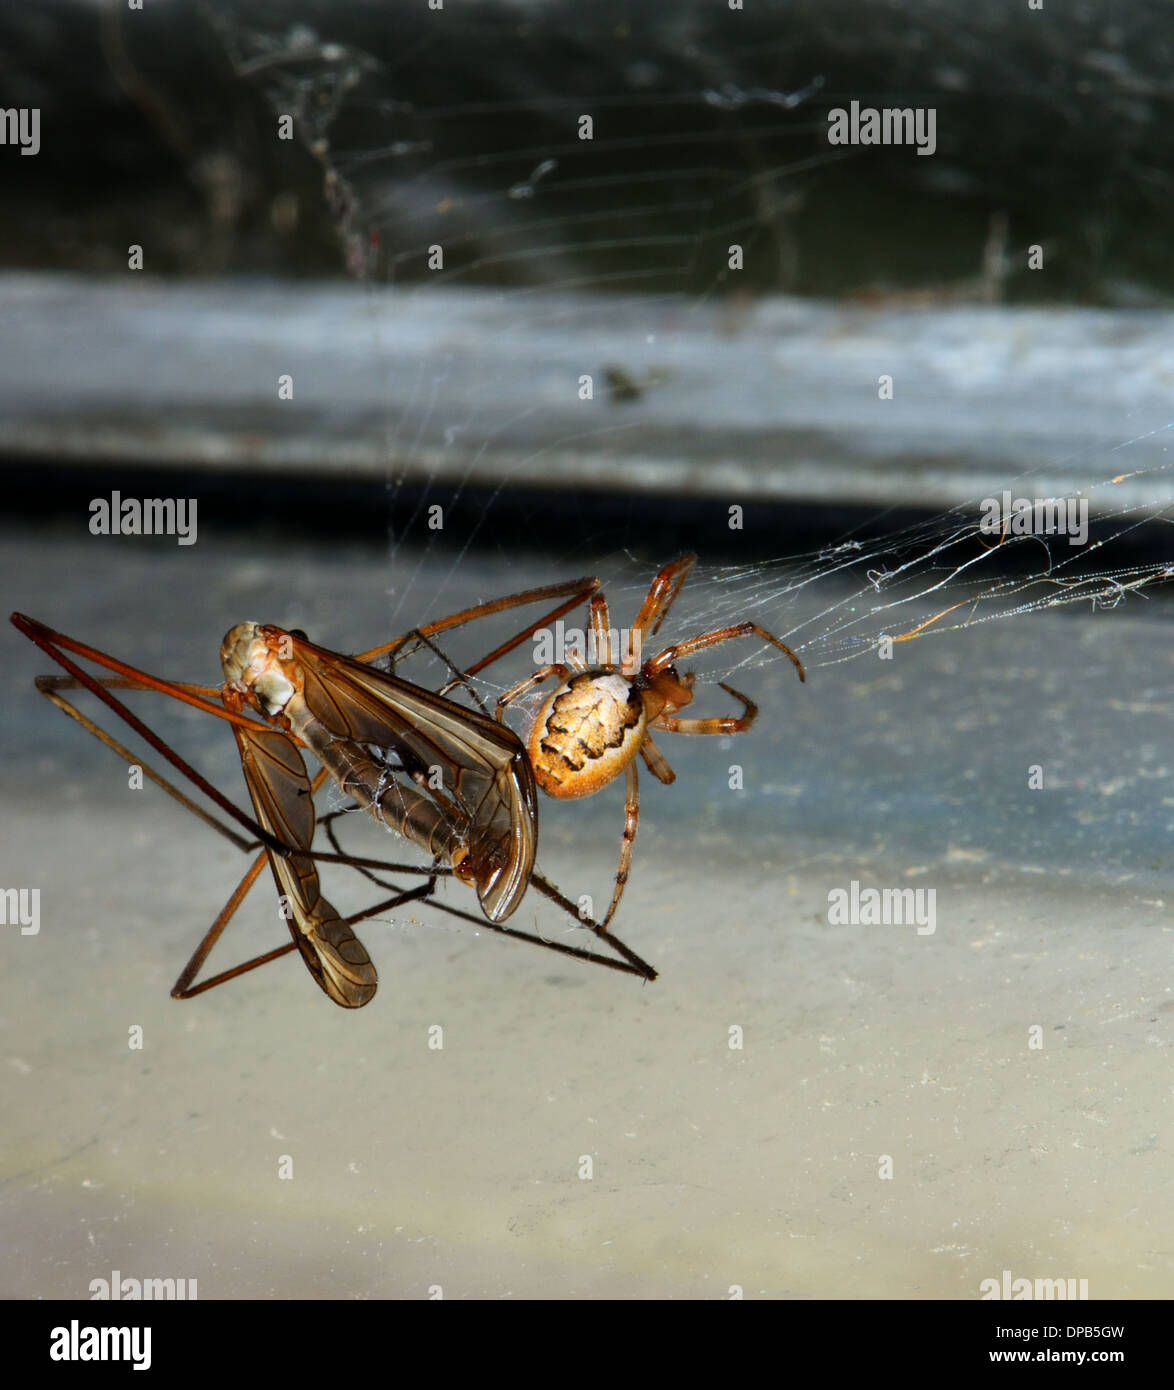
[220,622,300,719]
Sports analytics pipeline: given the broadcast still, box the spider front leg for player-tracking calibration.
[653,682,759,735]
[623,552,696,672]
[644,622,806,684]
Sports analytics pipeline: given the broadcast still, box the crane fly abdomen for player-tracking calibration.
[294,710,469,863]
[529,672,646,799]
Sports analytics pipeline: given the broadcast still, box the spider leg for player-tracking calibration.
[588,593,613,668]
[644,621,806,683]
[600,760,640,931]
[639,732,676,784]
[495,664,571,721]
[623,552,697,673]
[653,681,757,734]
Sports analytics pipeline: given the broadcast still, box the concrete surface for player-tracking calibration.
[3,276,1173,516]
[2,528,1172,1298]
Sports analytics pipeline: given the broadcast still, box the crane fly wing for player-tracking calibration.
[233,723,378,1008]
[289,637,538,923]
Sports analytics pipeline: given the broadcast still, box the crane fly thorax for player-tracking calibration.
[220,623,303,720]
[528,670,645,799]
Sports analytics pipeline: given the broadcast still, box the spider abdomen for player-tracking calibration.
[527,672,645,799]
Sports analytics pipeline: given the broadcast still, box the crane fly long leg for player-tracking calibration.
[28,659,339,997]
[525,859,656,979]
[12,613,291,855]
[170,858,433,1004]
[169,851,295,1000]
[357,575,601,680]
[321,809,657,981]
[32,672,445,881]
[321,816,656,979]
[12,613,258,728]
[34,674,257,853]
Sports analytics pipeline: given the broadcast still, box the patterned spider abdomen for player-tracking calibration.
[527,672,646,798]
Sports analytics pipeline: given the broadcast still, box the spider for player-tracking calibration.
[494,552,806,929]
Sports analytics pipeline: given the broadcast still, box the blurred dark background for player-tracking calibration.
[5,0,1173,298]
[2,0,1172,567]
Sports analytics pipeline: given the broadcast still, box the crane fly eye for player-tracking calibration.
[288,628,308,641]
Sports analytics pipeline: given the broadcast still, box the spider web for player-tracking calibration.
[197,0,1174,708]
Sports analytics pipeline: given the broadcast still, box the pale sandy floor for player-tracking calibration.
[3,532,1172,1298]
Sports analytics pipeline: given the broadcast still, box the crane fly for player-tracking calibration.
[11,579,657,1009]
[219,620,539,926]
